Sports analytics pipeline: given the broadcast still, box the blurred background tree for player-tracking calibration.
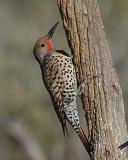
[0,0,128,160]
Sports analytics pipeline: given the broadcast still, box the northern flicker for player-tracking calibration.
[33,22,91,154]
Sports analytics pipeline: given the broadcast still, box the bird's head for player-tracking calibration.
[33,21,59,63]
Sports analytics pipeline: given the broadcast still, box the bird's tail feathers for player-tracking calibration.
[79,127,91,154]
[62,123,69,137]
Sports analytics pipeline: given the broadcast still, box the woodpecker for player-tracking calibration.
[33,22,91,154]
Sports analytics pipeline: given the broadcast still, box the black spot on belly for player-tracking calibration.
[55,70,58,76]
[56,81,59,84]
[52,77,56,81]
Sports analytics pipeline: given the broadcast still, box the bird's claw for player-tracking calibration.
[77,74,100,96]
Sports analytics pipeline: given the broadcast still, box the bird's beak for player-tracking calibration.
[47,21,59,39]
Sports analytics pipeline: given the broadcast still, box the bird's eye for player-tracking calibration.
[41,44,45,47]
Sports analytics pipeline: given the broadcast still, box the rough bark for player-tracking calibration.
[57,0,128,159]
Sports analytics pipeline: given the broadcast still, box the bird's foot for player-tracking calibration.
[77,74,100,96]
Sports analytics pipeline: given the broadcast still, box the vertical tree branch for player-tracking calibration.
[57,0,128,159]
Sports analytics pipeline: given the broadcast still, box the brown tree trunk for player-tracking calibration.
[57,0,128,159]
